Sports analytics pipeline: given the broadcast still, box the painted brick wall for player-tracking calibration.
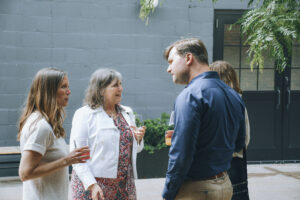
[0,0,248,146]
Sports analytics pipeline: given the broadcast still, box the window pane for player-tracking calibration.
[292,46,300,68]
[258,69,274,90]
[241,69,257,91]
[263,53,275,69]
[241,33,248,44]
[241,48,275,69]
[223,47,240,68]
[224,24,240,45]
[241,47,250,68]
[291,69,300,90]
[234,68,240,84]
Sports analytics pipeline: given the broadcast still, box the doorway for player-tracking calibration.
[213,10,300,161]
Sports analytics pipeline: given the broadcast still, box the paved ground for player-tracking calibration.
[1,163,300,200]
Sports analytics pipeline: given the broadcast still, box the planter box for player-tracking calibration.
[0,147,171,178]
[137,147,170,179]
[0,154,21,177]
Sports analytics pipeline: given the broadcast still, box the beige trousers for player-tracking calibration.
[175,172,233,200]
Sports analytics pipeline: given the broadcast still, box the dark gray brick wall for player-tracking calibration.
[0,0,247,146]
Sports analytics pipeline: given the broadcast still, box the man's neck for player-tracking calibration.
[188,63,210,83]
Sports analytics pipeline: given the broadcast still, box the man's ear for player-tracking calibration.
[185,53,193,66]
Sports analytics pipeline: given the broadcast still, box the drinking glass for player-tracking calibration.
[165,111,174,146]
[132,114,144,143]
[165,130,173,146]
[74,138,90,160]
[135,114,144,127]
[169,111,174,127]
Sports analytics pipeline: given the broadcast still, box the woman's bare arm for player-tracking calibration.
[19,147,89,181]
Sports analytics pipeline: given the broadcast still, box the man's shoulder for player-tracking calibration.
[183,78,218,96]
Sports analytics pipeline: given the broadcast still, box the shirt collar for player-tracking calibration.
[90,104,125,113]
[186,71,219,88]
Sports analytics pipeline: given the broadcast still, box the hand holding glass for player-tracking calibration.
[132,114,145,143]
[165,130,173,146]
[131,126,145,143]
[165,111,174,146]
[74,138,90,161]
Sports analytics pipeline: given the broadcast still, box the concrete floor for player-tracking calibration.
[1,163,300,200]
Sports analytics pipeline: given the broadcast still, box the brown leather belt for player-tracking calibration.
[199,171,226,181]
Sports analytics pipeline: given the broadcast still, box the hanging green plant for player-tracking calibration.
[139,0,158,25]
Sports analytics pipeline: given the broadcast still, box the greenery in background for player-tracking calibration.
[240,0,300,72]
[139,0,217,25]
[139,0,155,25]
[139,0,300,72]
[135,112,172,153]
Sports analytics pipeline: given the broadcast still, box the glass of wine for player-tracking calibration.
[132,114,144,144]
[74,138,90,161]
[165,111,174,146]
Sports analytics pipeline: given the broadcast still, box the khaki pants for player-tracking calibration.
[175,172,233,200]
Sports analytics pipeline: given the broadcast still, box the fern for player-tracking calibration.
[240,0,300,71]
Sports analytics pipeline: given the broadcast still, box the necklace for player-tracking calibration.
[106,110,117,119]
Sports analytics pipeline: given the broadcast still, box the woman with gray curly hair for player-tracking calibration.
[70,68,145,200]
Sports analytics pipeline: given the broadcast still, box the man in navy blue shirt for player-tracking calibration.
[162,38,246,200]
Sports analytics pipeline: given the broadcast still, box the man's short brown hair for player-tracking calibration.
[164,38,209,65]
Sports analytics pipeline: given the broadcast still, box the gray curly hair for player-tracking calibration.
[84,68,122,109]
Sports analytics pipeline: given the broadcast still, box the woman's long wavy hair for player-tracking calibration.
[210,60,243,94]
[17,68,67,140]
[84,68,122,109]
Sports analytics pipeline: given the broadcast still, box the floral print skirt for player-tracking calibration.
[71,170,136,200]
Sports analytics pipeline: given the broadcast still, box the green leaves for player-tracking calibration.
[138,0,299,70]
[241,0,300,71]
[139,0,156,25]
[137,112,171,154]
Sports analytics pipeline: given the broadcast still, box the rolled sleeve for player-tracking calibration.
[234,109,246,153]
[22,120,53,156]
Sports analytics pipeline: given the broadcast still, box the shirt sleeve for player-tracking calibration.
[234,106,246,153]
[70,108,97,190]
[162,94,201,200]
[244,108,250,148]
[22,120,54,156]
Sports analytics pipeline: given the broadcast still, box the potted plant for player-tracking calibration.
[136,112,173,178]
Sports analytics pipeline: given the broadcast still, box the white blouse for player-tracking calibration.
[20,112,69,200]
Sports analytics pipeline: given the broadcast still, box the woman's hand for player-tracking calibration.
[88,183,105,200]
[131,125,146,143]
[65,146,90,165]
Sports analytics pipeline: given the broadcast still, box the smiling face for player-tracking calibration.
[56,76,71,107]
[103,78,123,106]
[167,47,190,85]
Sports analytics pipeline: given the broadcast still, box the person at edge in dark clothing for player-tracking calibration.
[210,60,250,200]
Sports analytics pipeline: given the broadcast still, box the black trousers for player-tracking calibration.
[228,148,250,200]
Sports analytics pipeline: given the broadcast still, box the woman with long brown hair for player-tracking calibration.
[210,61,250,200]
[18,68,89,200]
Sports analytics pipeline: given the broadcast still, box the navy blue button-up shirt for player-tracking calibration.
[162,71,246,200]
